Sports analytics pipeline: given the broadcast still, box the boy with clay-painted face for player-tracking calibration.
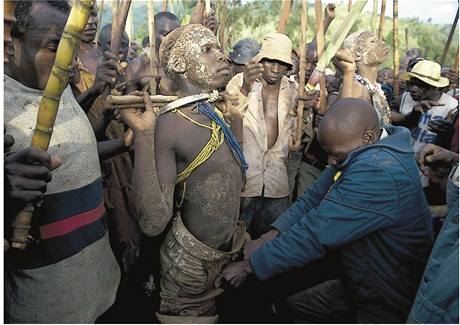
[120,24,246,322]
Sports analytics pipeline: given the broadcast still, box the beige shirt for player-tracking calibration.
[226,73,298,198]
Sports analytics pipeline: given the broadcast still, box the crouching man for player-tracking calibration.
[220,99,434,323]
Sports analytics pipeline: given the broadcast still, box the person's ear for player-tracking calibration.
[171,56,186,75]
[362,130,377,145]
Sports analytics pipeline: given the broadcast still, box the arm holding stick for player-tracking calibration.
[9,0,93,249]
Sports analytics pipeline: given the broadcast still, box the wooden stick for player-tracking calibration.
[393,0,400,97]
[190,0,205,24]
[348,0,352,12]
[95,0,104,47]
[219,0,227,50]
[378,0,386,40]
[288,0,307,151]
[371,0,378,33]
[125,3,134,43]
[107,94,179,104]
[441,8,459,66]
[162,0,168,12]
[453,46,459,74]
[147,0,158,95]
[277,0,293,34]
[315,0,327,115]
[205,0,211,15]
[101,0,132,99]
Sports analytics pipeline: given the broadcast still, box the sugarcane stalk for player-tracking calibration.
[371,0,378,33]
[378,0,386,40]
[219,0,227,50]
[277,0,293,34]
[288,0,307,151]
[147,0,158,95]
[10,0,93,250]
[348,0,352,12]
[162,0,168,11]
[307,0,368,89]
[441,8,459,66]
[95,0,104,46]
[393,0,399,97]
[4,0,17,64]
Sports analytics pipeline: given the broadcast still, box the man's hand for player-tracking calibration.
[324,3,336,22]
[5,147,62,218]
[93,51,127,94]
[413,100,444,113]
[333,49,356,74]
[4,128,15,153]
[297,90,319,109]
[428,119,454,137]
[417,144,458,179]
[121,235,141,272]
[203,10,218,35]
[217,259,254,288]
[243,228,279,259]
[241,59,264,96]
[119,92,156,134]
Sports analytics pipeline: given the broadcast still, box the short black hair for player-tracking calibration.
[155,11,180,22]
[142,36,150,48]
[11,0,70,38]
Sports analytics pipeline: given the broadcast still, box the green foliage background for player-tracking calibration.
[99,0,459,69]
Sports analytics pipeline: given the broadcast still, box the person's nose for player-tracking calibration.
[271,63,281,73]
[216,50,226,62]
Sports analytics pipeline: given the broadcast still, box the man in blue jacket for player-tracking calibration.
[407,144,459,324]
[220,98,434,323]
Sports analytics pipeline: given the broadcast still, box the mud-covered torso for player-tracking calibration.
[163,108,243,251]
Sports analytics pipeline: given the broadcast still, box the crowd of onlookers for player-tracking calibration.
[4,1,459,323]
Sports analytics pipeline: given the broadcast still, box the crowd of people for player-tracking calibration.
[4,0,459,324]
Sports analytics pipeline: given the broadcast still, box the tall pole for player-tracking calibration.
[125,3,134,43]
[440,8,459,66]
[393,0,400,97]
[277,0,293,34]
[95,0,104,46]
[219,0,227,50]
[289,0,308,151]
[148,0,158,95]
[378,0,386,40]
[405,27,409,50]
[371,0,378,33]
[348,0,352,12]
[162,0,168,12]
[315,0,327,114]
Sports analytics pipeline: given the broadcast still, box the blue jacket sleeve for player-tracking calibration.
[272,167,337,232]
[251,161,399,280]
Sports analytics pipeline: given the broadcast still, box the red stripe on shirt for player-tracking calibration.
[39,202,105,240]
